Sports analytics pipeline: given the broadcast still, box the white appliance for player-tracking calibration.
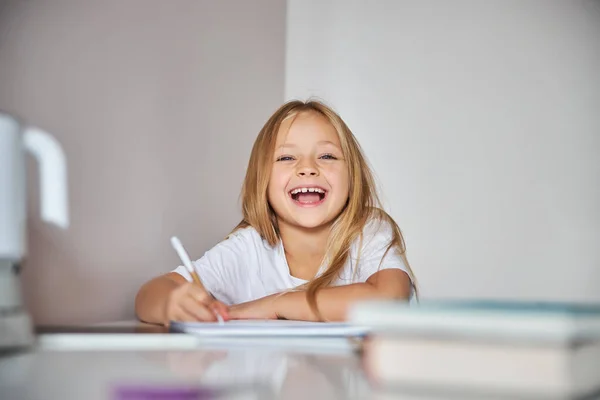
[0,111,69,350]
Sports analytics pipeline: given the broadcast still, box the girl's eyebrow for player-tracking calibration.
[317,140,339,147]
[276,143,297,150]
[276,141,340,150]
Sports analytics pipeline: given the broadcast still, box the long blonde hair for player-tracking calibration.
[232,100,417,319]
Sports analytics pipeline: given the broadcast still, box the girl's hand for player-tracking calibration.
[228,294,281,320]
[164,282,229,326]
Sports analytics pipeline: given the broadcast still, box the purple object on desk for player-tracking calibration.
[114,385,215,400]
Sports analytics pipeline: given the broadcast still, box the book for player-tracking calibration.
[350,299,600,398]
[362,336,600,399]
[349,299,600,343]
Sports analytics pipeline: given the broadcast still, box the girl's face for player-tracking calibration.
[268,112,350,231]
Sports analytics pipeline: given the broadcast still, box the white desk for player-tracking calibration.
[0,321,557,400]
[0,321,379,400]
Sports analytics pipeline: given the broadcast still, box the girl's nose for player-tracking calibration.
[297,164,319,177]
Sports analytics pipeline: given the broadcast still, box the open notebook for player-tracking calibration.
[169,319,370,337]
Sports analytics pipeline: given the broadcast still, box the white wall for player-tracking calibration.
[0,0,285,324]
[286,0,600,301]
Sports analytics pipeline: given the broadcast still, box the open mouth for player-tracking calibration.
[289,187,327,205]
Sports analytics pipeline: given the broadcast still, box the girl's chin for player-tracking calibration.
[284,214,338,231]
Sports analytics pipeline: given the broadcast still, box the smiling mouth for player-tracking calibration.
[289,188,327,205]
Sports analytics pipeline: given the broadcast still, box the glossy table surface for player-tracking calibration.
[0,321,386,400]
[0,321,574,400]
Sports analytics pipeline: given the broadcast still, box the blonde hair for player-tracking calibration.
[231,99,417,319]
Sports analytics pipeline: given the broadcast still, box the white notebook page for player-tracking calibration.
[169,319,369,337]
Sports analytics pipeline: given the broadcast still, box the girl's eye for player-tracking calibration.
[276,155,295,162]
[319,153,338,160]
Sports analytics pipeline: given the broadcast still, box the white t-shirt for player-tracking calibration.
[172,218,412,305]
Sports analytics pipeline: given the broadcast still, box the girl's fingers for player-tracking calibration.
[172,306,201,323]
[186,284,213,304]
[181,296,217,321]
[210,300,230,321]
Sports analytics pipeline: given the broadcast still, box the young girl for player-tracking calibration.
[135,100,416,325]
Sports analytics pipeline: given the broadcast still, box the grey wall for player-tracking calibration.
[0,0,285,324]
[286,0,600,301]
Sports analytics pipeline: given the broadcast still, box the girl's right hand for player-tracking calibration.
[164,282,229,325]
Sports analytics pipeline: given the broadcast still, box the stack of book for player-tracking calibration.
[349,299,600,399]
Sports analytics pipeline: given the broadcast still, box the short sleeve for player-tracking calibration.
[172,230,252,305]
[355,218,413,286]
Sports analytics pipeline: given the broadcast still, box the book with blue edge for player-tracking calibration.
[349,299,600,343]
[350,299,600,398]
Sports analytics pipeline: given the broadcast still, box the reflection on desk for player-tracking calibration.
[0,346,370,400]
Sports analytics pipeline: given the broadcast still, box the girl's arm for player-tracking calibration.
[230,268,412,322]
[135,272,229,325]
[135,272,184,323]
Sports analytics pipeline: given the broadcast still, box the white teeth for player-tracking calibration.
[290,187,325,195]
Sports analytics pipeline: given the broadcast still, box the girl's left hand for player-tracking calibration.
[228,294,281,320]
